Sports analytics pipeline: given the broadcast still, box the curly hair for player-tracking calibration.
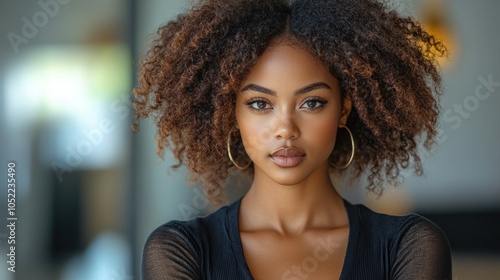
[133,0,447,203]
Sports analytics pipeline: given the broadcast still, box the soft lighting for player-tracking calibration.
[420,0,457,68]
[3,44,131,170]
[4,45,130,124]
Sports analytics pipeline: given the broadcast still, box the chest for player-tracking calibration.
[240,228,349,280]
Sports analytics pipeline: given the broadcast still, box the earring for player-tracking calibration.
[227,128,252,170]
[335,125,355,170]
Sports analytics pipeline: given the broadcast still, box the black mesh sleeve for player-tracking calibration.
[141,225,201,280]
[392,217,452,280]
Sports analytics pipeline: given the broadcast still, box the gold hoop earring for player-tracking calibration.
[227,129,251,170]
[335,125,355,170]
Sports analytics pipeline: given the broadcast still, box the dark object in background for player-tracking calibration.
[422,210,500,254]
[50,171,83,260]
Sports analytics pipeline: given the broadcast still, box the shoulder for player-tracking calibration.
[141,201,238,279]
[144,201,235,255]
[347,201,447,243]
[346,201,452,279]
[141,219,203,279]
[391,213,452,279]
[143,199,238,260]
[141,220,201,279]
[143,220,199,258]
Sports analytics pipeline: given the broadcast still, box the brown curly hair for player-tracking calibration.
[133,0,447,203]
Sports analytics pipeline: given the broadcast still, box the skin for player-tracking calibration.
[235,40,353,279]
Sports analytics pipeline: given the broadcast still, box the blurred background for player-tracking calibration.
[0,0,499,279]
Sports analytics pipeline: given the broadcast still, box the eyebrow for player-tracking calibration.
[240,82,332,96]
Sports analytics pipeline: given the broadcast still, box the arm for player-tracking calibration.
[392,217,452,280]
[141,224,201,280]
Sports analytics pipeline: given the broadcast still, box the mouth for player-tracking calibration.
[269,147,306,168]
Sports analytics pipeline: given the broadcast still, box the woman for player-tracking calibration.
[133,0,452,279]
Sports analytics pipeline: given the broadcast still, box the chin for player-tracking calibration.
[266,169,312,187]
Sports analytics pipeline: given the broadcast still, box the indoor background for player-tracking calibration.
[0,0,499,279]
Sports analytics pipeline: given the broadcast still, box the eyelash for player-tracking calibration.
[244,98,271,112]
[244,97,328,112]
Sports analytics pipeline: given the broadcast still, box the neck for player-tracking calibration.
[240,164,347,235]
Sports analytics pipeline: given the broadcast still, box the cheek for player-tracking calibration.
[239,120,274,159]
[302,115,339,153]
[236,106,273,158]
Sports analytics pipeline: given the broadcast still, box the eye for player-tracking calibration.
[300,98,328,111]
[245,99,272,111]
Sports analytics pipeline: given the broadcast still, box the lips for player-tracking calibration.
[270,147,306,168]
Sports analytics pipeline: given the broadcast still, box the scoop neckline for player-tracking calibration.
[227,197,358,279]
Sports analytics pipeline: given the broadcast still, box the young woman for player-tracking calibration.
[133,0,452,279]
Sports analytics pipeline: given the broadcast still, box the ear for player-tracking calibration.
[339,95,352,127]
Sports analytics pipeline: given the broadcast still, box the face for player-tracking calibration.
[235,41,351,186]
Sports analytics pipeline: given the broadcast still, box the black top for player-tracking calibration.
[142,198,452,279]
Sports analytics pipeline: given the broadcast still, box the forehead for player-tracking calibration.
[241,42,337,89]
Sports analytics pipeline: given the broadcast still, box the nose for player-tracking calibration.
[273,111,300,140]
